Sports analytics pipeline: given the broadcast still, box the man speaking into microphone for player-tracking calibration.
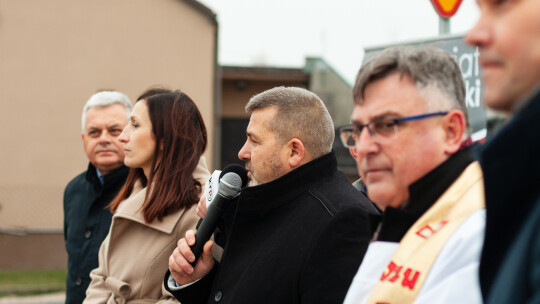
[164,87,379,304]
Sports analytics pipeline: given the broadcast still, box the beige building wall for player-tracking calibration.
[0,0,217,233]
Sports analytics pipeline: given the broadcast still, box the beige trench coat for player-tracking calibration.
[84,157,210,304]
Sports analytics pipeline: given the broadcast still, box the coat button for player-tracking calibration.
[85,230,92,238]
[75,278,82,286]
[214,290,222,302]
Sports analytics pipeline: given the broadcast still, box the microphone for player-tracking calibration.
[190,168,246,265]
[218,164,249,187]
[198,164,248,226]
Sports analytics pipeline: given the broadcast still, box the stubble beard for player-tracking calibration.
[246,153,286,187]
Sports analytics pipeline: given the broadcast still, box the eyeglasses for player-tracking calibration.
[339,111,448,148]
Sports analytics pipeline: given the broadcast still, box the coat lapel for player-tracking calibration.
[113,156,210,234]
[113,181,187,235]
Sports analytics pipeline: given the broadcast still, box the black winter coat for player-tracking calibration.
[63,163,129,304]
[478,88,540,303]
[167,152,379,304]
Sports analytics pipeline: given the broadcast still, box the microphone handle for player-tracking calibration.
[190,202,225,266]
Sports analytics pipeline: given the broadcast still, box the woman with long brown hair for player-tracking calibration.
[83,88,210,304]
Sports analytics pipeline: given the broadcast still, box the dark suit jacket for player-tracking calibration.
[487,197,540,304]
[166,152,379,304]
[63,164,129,304]
[478,88,540,302]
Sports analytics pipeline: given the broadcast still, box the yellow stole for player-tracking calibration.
[366,162,485,304]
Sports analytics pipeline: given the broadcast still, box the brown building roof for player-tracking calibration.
[222,66,309,82]
[181,0,217,24]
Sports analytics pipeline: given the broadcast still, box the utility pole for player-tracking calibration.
[439,17,450,35]
[430,0,462,35]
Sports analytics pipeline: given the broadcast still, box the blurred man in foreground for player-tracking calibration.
[63,91,132,304]
[466,0,540,302]
[165,87,378,304]
[343,46,485,303]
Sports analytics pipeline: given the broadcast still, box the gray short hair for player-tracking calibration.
[354,46,469,135]
[81,91,133,131]
[245,87,334,158]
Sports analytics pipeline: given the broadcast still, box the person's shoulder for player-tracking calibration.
[517,196,540,245]
[65,170,89,192]
[451,209,486,241]
[63,170,92,208]
[310,172,379,215]
[435,209,485,264]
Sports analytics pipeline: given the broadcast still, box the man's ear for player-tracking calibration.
[443,110,466,155]
[349,147,358,160]
[287,138,306,169]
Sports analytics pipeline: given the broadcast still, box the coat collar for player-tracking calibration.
[478,87,540,277]
[113,181,188,234]
[85,163,129,192]
[481,88,540,208]
[235,151,338,214]
[376,146,475,242]
[478,85,540,296]
[112,156,210,234]
[406,145,476,215]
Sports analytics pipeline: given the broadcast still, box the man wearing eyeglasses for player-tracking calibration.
[343,46,485,303]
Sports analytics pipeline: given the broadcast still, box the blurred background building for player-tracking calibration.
[0,0,218,270]
[0,0,356,270]
[0,0,494,272]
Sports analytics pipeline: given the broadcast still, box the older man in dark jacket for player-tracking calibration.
[165,87,378,304]
[63,91,132,304]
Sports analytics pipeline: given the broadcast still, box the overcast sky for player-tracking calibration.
[197,0,480,84]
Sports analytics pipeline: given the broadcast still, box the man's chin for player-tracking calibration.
[365,185,400,211]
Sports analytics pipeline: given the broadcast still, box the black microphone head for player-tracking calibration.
[218,172,242,199]
[219,164,248,187]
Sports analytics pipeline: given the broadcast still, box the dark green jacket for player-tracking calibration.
[478,88,540,303]
[63,163,129,304]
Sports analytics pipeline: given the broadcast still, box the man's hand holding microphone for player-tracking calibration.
[168,164,248,286]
